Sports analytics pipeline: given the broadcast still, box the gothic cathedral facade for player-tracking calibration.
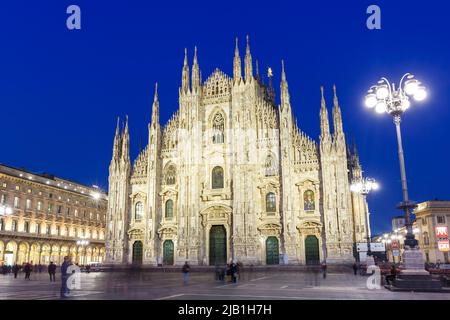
[106,37,370,266]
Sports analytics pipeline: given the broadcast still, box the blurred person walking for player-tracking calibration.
[12,264,19,279]
[24,262,32,280]
[48,261,57,282]
[182,261,190,285]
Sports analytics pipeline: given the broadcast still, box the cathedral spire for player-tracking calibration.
[244,35,253,82]
[280,60,290,111]
[332,84,344,135]
[281,59,287,84]
[320,86,331,142]
[181,48,190,94]
[191,46,201,92]
[121,115,130,163]
[233,37,242,82]
[112,116,122,161]
[151,82,159,127]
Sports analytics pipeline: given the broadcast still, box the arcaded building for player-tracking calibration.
[0,164,107,266]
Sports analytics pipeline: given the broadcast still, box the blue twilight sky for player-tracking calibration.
[1,1,449,235]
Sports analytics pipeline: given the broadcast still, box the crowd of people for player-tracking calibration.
[1,261,60,281]
[0,256,87,298]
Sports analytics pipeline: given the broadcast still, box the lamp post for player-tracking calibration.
[363,74,441,290]
[76,239,89,265]
[364,73,426,250]
[350,177,379,260]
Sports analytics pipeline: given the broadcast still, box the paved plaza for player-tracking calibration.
[1,269,450,300]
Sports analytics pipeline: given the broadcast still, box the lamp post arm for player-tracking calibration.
[399,73,412,91]
[380,77,393,96]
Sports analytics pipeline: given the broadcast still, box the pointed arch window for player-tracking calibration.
[212,113,224,144]
[304,190,315,211]
[266,192,276,213]
[165,200,174,219]
[165,165,176,185]
[265,154,277,176]
[135,202,144,221]
[212,166,224,189]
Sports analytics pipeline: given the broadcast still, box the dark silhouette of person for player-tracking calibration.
[24,262,32,280]
[48,261,57,282]
[353,263,358,275]
[12,264,19,278]
[182,261,190,285]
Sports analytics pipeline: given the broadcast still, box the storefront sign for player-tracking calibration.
[436,226,448,238]
[438,240,450,252]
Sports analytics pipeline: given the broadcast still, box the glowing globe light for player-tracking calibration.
[365,94,378,108]
[404,80,419,95]
[375,101,387,114]
[376,86,389,99]
[414,87,427,101]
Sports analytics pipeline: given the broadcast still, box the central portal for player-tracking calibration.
[209,225,226,265]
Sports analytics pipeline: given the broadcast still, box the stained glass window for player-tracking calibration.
[304,190,315,211]
[266,192,276,213]
[212,166,224,189]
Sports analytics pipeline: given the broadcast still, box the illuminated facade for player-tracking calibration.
[106,38,370,266]
[0,164,107,266]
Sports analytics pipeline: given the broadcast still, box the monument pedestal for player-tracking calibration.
[391,247,442,291]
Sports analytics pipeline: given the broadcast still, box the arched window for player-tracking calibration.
[135,202,144,221]
[266,192,276,213]
[212,113,224,144]
[304,190,315,211]
[212,166,224,189]
[165,165,176,185]
[165,200,174,219]
[265,154,277,176]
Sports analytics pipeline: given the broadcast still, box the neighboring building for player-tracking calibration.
[379,201,450,264]
[106,37,370,266]
[0,164,107,266]
[414,200,450,264]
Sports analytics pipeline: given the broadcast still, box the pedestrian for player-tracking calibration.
[352,262,358,276]
[321,261,327,279]
[182,261,190,285]
[24,262,32,280]
[214,264,220,281]
[12,264,19,279]
[60,256,72,298]
[38,264,43,273]
[230,261,238,283]
[48,261,57,282]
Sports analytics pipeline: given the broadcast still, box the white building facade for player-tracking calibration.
[106,38,369,266]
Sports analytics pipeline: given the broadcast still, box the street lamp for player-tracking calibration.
[350,177,379,257]
[364,73,426,250]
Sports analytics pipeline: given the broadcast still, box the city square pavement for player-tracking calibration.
[0,269,449,300]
